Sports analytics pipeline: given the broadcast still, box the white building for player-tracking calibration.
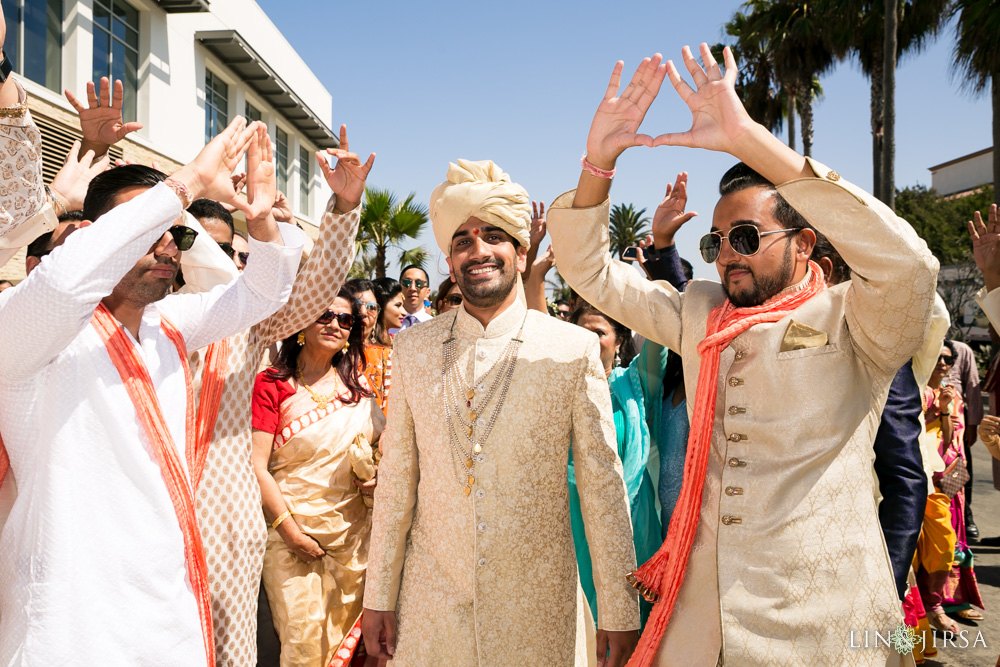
[1,0,336,282]
[929,147,992,197]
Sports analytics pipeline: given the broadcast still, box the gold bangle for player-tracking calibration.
[271,510,292,530]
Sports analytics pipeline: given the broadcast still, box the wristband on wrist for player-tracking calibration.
[271,510,293,530]
[164,178,193,209]
[581,155,616,179]
[45,185,68,217]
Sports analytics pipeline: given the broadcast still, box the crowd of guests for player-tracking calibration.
[5,17,1000,667]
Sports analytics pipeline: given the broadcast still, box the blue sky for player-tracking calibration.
[258,0,991,283]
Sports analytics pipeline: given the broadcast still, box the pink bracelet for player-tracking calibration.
[164,178,193,209]
[581,155,616,179]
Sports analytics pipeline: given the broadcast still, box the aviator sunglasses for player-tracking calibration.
[167,225,198,251]
[699,224,799,263]
[316,310,354,330]
[400,278,428,289]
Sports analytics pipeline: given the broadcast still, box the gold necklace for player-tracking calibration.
[297,366,338,410]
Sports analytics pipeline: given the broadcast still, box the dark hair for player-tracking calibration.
[83,164,167,221]
[372,277,403,346]
[267,286,371,404]
[27,210,88,258]
[0,280,11,287]
[345,278,376,299]
[718,162,811,233]
[680,258,694,282]
[554,299,569,307]
[187,198,235,233]
[399,264,429,283]
[569,303,635,368]
[663,350,684,400]
[810,231,851,285]
[942,339,957,359]
[433,277,458,311]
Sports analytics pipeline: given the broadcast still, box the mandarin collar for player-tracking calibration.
[453,298,527,339]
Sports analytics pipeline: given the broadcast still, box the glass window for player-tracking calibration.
[298,145,310,216]
[92,0,138,121]
[3,0,63,93]
[244,101,261,123]
[275,127,288,193]
[204,69,228,143]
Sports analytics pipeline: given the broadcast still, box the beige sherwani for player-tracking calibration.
[547,159,938,666]
[364,300,640,665]
[188,195,360,667]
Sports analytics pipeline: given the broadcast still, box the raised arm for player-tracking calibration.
[258,124,371,344]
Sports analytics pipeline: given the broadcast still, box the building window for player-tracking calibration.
[92,0,139,122]
[298,145,310,216]
[2,0,63,93]
[244,101,261,123]
[275,127,288,193]
[204,69,228,142]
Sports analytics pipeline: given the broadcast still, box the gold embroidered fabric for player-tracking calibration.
[191,195,360,666]
[364,300,639,665]
[0,82,45,241]
[547,158,937,666]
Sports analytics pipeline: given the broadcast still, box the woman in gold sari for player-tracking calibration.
[252,286,385,667]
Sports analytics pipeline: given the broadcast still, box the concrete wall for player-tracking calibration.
[931,149,992,196]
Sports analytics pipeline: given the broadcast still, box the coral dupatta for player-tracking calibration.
[627,263,826,666]
[90,303,215,667]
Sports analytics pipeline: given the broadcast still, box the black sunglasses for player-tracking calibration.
[445,295,463,306]
[217,242,235,259]
[237,251,249,265]
[316,310,354,329]
[938,354,954,366]
[168,225,198,251]
[699,224,799,263]
[401,278,428,289]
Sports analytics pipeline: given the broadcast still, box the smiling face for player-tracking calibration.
[302,296,353,355]
[711,187,813,308]
[400,267,430,314]
[382,292,406,331]
[446,218,527,310]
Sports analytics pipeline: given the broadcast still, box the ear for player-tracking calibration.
[24,256,40,275]
[795,228,816,261]
[516,244,529,273]
[446,256,456,282]
[817,257,835,284]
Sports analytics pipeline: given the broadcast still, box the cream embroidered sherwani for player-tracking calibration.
[548,158,938,666]
[0,80,49,267]
[364,300,640,665]
[184,195,360,667]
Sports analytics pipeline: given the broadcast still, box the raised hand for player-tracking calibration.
[169,116,256,204]
[651,172,698,247]
[272,191,293,223]
[969,204,1000,291]
[585,55,668,170]
[317,124,374,214]
[65,78,143,157]
[652,45,752,153]
[48,141,111,212]
[235,124,277,220]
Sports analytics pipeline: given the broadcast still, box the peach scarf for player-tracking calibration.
[627,262,826,666]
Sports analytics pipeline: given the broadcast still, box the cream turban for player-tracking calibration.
[429,159,531,256]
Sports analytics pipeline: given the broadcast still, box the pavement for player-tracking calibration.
[924,441,1000,666]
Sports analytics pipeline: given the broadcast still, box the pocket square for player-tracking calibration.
[780,320,829,352]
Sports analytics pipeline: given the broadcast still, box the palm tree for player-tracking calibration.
[951,0,1000,207]
[356,187,429,279]
[608,203,650,258]
[826,0,948,203]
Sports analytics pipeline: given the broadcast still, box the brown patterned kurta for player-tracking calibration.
[190,195,360,667]
[0,80,46,255]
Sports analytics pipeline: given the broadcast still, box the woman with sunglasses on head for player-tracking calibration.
[914,340,984,634]
[251,286,385,667]
[432,276,463,314]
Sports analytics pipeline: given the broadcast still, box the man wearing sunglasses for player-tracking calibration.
[0,118,307,666]
[548,46,939,666]
[399,264,433,328]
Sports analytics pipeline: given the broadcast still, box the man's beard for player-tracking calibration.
[456,258,517,309]
[116,257,178,306]
[722,241,794,308]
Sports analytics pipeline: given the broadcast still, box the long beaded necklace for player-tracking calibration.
[441,312,526,496]
[297,366,338,410]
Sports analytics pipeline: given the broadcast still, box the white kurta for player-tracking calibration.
[0,182,304,666]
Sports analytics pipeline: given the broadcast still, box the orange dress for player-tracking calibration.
[363,344,392,415]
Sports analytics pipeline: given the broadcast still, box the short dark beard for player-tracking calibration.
[722,239,794,308]
[455,257,517,309]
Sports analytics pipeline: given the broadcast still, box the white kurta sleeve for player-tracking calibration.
[365,340,419,612]
[547,190,684,353]
[157,222,305,350]
[776,159,939,374]
[571,335,640,632]
[975,286,1000,336]
[0,182,182,382]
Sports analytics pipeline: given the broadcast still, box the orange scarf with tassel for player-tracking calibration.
[627,262,826,667]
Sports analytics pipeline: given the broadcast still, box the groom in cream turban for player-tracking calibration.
[362,159,641,666]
